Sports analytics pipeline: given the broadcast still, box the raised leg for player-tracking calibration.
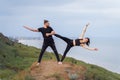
[54,34,71,44]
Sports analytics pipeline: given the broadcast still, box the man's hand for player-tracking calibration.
[46,31,55,37]
[23,26,28,29]
[46,33,50,37]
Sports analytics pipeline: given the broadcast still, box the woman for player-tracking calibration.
[54,23,98,62]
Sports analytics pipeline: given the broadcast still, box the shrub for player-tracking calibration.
[68,73,78,80]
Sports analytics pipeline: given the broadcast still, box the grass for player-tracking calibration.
[49,73,64,80]
[0,33,120,80]
[68,73,78,80]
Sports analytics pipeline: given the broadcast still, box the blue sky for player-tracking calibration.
[0,0,120,38]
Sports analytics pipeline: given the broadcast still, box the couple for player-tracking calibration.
[23,20,98,65]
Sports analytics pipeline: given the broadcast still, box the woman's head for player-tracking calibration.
[83,37,90,46]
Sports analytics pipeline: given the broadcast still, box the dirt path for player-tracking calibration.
[30,60,86,80]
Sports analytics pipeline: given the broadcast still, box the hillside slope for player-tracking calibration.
[0,33,120,80]
[16,60,120,80]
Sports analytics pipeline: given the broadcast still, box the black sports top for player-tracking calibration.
[75,39,81,46]
[75,39,85,46]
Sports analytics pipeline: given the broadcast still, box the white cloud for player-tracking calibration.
[0,0,120,38]
[1,0,120,18]
[52,0,120,18]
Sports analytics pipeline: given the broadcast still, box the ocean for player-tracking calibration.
[18,37,120,74]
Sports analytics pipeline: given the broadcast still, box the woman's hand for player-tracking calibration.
[82,45,98,51]
[93,48,98,51]
[86,23,90,27]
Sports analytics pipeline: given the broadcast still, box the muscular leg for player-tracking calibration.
[54,34,71,44]
[50,43,60,62]
[38,44,48,63]
[61,45,72,62]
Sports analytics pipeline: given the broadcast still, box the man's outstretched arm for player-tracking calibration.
[23,26,39,32]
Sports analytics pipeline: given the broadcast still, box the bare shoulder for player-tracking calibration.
[80,44,85,47]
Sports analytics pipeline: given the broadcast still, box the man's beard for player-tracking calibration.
[46,25,49,27]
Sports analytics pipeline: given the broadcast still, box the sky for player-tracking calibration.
[0,0,120,73]
[0,0,120,38]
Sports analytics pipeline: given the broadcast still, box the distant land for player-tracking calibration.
[9,36,41,40]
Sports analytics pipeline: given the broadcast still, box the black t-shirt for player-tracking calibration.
[38,26,54,43]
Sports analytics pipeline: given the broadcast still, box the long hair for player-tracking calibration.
[85,37,90,46]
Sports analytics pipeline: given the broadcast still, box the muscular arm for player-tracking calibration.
[50,31,55,35]
[81,45,98,51]
[23,26,39,32]
[79,23,90,39]
[46,31,55,37]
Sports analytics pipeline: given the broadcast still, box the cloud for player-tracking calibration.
[0,0,120,38]
[50,0,120,18]
[1,0,120,18]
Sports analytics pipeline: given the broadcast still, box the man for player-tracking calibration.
[23,20,62,65]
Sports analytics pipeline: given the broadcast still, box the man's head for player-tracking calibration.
[44,20,50,27]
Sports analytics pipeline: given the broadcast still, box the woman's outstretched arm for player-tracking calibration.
[79,23,90,39]
[82,45,98,51]
[23,26,39,32]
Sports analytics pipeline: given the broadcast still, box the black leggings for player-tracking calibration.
[54,34,73,62]
[38,42,60,63]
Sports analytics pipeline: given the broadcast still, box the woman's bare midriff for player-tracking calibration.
[73,40,76,46]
